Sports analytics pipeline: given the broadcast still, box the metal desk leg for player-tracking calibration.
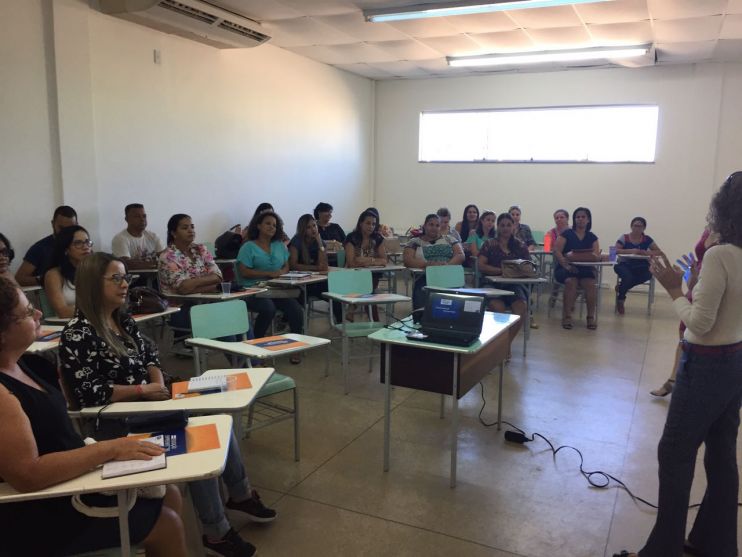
[523,284,531,357]
[450,355,459,488]
[302,285,309,332]
[384,343,391,472]
[596,266,603,324]
[497,362,504,431]
[117,489,133,556]
[342,317,349,395]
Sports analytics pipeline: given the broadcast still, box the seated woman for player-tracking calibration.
[478,213,530,357]
[464,210,496,258]
[289,213,342,323]
[344,209,388,274]
[0,276,188,556]
[314,201,346,253]
[250,203,288,243]
[237,211,304,361]
[553,207,600,330]
[0,232,16,283]
[44,225,93,318]
[403,213,465,316]
[509,205,537,251]
[546,209,570,251]
[613,216,662,314]
[455,204,480,261]
[436,207,461,242]
[60,253,274,557]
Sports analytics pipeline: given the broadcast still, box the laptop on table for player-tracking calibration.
[411,291,485,347]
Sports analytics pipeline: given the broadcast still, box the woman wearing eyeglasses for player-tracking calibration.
[60,252,275,556]
[44,225,93,318]
[0,232,16,283]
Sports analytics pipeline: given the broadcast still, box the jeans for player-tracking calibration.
[614,262,652,301]
[639,346,742,557]
[243,296,303,338]
[189,431,251,538]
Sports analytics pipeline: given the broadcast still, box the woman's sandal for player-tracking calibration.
[290,354,301,365]
[561,317,573,330]
[650,379,675,397]
[586,316,598,330]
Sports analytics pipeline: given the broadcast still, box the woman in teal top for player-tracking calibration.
[465,210,496,258]
[236,211,303,358]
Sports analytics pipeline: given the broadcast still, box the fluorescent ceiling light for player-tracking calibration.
[448,45,651,67]
[364,0,610,23]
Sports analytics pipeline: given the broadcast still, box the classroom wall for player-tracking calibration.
[374,62,742,262]
[1,0,375,266]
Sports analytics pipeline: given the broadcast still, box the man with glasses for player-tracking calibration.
[111,204,164,269]
[15,206,78,286]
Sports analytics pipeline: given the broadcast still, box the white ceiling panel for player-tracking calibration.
[334,62,396,79]
[315,13,410,41]
[654,16,723,43]
[417,34,484,56]
[265,17,358,47]
[443,12,520,34]
[729,0,742,14]
[587,21,653,44]
[656,40,717,63]
[506,5,585,29]
[367,60,432,77]
[720,14,742,39]
[469,29,535,51]
[374,39,444,60]
[713,38,742,60]
[574,0,650,24]
[275,0,357,16]
[648,0,727,20]
[207,0,302,21]
[386,16,463,38]
[285,45,354,65]
[527,26,593,49]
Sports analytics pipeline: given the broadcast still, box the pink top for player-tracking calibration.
[158,243,221,296]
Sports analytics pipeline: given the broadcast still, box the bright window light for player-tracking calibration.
[419,105,659,163]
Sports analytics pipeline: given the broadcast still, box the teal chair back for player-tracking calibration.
[327,269,372,295]
[203,241,216,257]
[531,230,545,245]
[190,300,249,339]
[426,265,465,288]
[38,290,55,318]
[335,249,346,268]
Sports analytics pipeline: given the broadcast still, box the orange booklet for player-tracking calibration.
[132,423,220,453]
[170,372,252,400]
[243,335,308,351]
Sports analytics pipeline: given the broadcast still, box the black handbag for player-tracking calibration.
[215,230,243,259]
[128,286,168,314]
[127,410,189,433]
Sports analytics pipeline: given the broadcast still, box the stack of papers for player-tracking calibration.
[102,435,166,479]
[187,375,227,394]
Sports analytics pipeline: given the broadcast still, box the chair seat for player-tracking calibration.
[257,373,296,397]
[331,321,385,337]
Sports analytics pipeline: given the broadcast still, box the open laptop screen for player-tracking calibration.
[421,291,485,339]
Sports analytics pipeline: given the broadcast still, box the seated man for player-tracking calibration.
[111,203,164,270]
[14,205,77,286]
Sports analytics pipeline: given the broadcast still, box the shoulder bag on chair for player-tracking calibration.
[501,259,537,278]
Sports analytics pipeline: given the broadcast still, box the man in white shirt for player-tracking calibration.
[111,204,163,269]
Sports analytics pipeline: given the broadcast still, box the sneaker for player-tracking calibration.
[203,528,256,557]
[226,490,277,523]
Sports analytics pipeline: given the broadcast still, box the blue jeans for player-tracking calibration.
[189,431,251,538]
[614,262,652,301]
[243,296,303,338]
[639,345,742,557]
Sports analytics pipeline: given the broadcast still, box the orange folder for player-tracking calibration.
[243,335,308,351]
[171,372,252,400]
[133,423,220,453]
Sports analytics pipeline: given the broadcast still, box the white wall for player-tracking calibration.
[0,0,374,266]
[374,63,742,261]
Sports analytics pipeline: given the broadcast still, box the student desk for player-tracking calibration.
[365,264,407,294]
[186,334,331,374]
[44,307,181,326]
[483,276,548,356]
[0,414,233,557]
[164,287,266,303]
[371,312,519,487]
[267,273,329,331]
[27,325,64,353]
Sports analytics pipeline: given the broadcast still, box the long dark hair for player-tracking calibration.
[247,210,285,242]
[166,213,191,245]
[572,207,592,232]
[48,225,89,283]
[0,276,20,337]
[0,232,15,263]
[709,171,742,247]
[351,210,379,240]
[460,204,479,243]
[475,211,496,240]
[496,213,520,253]
[295,214,317,263]
[251,203,274,224]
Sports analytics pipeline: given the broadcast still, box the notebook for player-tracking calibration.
[101,435,166,479]
[187,375,227,394]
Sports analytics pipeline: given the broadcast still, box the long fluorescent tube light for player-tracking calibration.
[364,0,610,23]
[448,45,651,67]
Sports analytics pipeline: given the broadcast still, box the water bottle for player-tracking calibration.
[543,233,552,253]
[609,245,617,262]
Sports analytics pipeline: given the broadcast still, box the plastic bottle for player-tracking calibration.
[543,232,552,253]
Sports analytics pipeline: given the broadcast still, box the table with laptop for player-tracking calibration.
[369,290,520,487]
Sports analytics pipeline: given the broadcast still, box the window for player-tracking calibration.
[419,105,659,163]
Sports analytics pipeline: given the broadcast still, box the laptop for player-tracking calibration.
[416,291,486,346]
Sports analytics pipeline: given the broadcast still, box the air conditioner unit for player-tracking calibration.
[95,0,270,49]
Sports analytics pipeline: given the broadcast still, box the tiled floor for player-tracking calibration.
[162,289,742,557]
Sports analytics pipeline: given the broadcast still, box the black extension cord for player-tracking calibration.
[476,381,708,511]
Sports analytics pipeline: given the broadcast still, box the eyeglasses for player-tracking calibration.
[71,239,94,248]
[104,273,134,285]
[15,303,36,321]
[0,248,13,259]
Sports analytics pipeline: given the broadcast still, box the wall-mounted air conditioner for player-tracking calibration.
[95,0,270,49]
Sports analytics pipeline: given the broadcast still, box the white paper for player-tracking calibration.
[101,435,166,479]
[463,300,482,313]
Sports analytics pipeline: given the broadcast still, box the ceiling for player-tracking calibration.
[208,0,742,79]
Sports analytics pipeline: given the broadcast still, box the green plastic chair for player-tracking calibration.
[531,230,545,245]
[188,300,300,461]
[335,249,346,268]
[425,265,465,288]
[324,269,391,394]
